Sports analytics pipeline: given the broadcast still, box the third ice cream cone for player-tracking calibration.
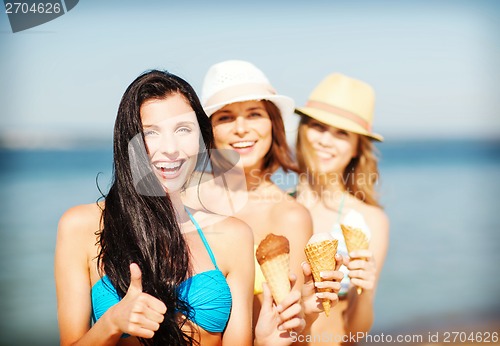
[341,224,369,295]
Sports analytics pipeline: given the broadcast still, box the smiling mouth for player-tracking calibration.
[314,149,334,159]
[231,141,256,149]
[153,160,185,176]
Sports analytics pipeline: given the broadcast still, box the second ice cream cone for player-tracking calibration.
[304,233,338,316]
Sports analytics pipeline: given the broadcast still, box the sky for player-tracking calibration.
[1,0,499,148]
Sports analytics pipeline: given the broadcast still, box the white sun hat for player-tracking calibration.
[201,60,295,119]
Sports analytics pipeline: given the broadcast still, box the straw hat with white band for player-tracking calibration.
[296,73,383,142]
[201,60,295,119]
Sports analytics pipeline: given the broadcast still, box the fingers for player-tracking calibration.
[120,263,168,338]
[276,295,301,321]
[315,280,342,294]
[315,287,339,302]
[129,313,162,335]
[301,261,312,277]
[318,270,344,283]
[279,313,305,333]
[347,259,368,270]
[350,277,375,291]
[276,289,300,313]
[334,253,343,271]
[143,303,166,324]
[301,261,314,285]
[349,249,372,260]
[145,295,168,315]
[130,294,167,320]
[128,263,143,294]
[288,272,298,291]
[126,263,167,314]
[275,290,306,334]
[131,328,155,339]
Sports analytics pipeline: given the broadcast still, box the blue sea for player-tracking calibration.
[1,139,499,345]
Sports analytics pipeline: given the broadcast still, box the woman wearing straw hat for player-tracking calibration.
[196,60,343,345]
[294,73,390,345]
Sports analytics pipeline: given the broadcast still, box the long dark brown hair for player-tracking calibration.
[97,70,214,345]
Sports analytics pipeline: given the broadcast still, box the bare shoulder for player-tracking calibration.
[267,194,313,247]
[359,203,390,234]
[190,210,253,244]
[55,202,103,273]
[212,215,254,245]
[57,202,103,240]
[202,214,254,275]
[271,195,313,227]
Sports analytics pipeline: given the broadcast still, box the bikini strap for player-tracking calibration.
[336,192,347,224]
[185,208,219,270]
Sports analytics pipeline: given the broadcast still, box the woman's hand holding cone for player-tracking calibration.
[254,274,305,346]
[301,254,344,318]
[344,249,377,294]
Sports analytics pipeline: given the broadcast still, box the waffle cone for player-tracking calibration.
[341,224,369,253]
[341,224,369,295]
[259,253,291,305]
[304,238,338,316]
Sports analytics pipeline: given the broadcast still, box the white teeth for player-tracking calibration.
[315,150,333,159]
[155,161,182,169]
[232,141,255,148]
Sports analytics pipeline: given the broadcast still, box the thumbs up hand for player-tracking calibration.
[110,263,167,338]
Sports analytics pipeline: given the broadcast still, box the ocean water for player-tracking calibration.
[0,139,499,345]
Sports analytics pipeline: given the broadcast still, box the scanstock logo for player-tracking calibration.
[4,0,79,33]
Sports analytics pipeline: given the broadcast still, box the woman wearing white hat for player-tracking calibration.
[197,60,343,345]
[294,73,390,345]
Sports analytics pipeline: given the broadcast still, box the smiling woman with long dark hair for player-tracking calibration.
[55,70,255,346]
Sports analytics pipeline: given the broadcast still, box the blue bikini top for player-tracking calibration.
[91,209,232,334]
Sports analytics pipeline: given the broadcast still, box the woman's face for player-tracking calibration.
[304,118,359,174]
[211,100,272,173]
[140,93,200,192]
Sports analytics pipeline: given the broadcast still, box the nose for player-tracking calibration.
[318,130,334,147]
[160,133,179,158]
[234,116,249,136]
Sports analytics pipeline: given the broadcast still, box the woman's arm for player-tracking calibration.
[220,218,255,346]
[343,209,390,333]
[55,205,122,345]
[55,205,167,345]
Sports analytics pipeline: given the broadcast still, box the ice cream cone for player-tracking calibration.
[341,224,369,295]
[256,234,291,305]
[304,233,338,316]
[340,224,369,254]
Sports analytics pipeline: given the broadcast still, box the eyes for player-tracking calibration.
[308,121,350,138]
[309,121,328,132]
[212,111,266,125]
[143,125,193,137]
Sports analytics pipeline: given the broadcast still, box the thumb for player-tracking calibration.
[335,254,343,271]
[301,261,313,285]
[261,282,274,309]
[127,263,143,294]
